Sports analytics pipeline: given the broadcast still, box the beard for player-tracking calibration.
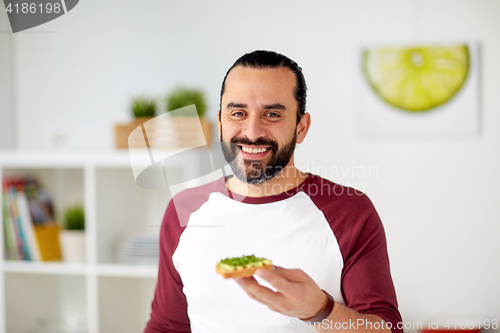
[221,130,297,185]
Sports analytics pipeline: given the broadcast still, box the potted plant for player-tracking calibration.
[166,87,207,117]
[115,97,158,149]
[131,97,157,119]
[59,205,85,263]
[164,87,213,147]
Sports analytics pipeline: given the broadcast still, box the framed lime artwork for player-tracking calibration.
[356,41,479,136]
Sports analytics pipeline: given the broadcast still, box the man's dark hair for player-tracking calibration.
[219,50,307,124]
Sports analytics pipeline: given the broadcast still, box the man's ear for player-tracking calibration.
[217,110,222,140]
[295,113,311,144]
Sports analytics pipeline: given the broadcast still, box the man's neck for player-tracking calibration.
[225,165,308,198]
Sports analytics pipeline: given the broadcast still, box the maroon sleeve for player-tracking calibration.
[339,195,402,333]
[306,177,403,333]
[144,199,191,333]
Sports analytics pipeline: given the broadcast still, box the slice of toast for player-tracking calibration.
[216,263,272,278]
[216,255,272,279]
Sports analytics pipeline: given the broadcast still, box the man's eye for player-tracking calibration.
[232,111,245,117]
[266,112,279,118]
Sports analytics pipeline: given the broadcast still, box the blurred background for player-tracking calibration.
[1,0,499,332]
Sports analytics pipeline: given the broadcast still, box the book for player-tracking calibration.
[4,187,25,260]
[7,188,31,261]
[16,191,41,261]
[25,179,62,261]
[2,177,62,262]
[25,180,56,225]
[2,192,19,260]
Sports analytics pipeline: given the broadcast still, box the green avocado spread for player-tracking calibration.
[217,255,271,272]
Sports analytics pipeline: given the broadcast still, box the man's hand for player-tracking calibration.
[234,266,391,333]
[234,265,327,319]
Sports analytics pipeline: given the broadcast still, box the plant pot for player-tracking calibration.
[115,117,153,149]
[115,116,213,149]
[60,230,86,263]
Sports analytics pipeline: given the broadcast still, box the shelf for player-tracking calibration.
[0,149,190,168]
[97,264,158,278]
[2,261,158,278]
[0,150,195,333]
[3,261,87,275]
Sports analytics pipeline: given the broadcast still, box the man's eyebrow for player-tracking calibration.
[263,103,286,110]
[225,102,287,110]
[226,102,247,109]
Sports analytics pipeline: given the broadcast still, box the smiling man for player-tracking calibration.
[145,50,402,333]
[219,62,309,195]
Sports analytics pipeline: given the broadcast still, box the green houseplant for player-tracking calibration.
[63,205,85,230]
[166,87,207,117]
[131,97,157,118]
[164,87,212,146]
[60,205,86,262]
[115,97,158,149]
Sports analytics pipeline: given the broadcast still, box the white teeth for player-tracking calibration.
[241,147,268,154]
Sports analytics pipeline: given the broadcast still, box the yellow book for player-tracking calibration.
[33,222,62,261]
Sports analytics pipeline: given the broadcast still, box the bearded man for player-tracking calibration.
[145,50,402,333]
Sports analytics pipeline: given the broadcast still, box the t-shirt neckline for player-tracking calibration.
[215,173,316,204]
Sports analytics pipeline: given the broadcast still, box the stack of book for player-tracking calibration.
[2,177,62,261]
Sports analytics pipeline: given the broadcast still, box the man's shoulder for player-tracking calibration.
[303,173,369,199]
[302,173,375,211]
[164,177,225,228]
[172,177,224,202]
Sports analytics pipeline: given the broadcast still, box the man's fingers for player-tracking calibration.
[258,266,305,281]
[233,276,258,288]
[234,267,323,317]
[255,266,305,295]
[234,276,283,305]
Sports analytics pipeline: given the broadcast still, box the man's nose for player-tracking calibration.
[242,114,267,142]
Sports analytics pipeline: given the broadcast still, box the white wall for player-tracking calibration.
[0,8,14,148]
[10,0,500,325]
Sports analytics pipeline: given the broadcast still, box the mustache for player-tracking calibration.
[230,137,278,150]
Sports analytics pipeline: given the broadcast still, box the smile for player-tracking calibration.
[240,146,271,154]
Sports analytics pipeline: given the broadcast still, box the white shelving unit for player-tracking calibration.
[0,150,199,333]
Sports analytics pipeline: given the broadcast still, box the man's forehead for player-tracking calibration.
[225,65,295,82]
[222,65,296,102]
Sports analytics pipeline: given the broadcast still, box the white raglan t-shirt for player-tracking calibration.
[145,173,402,333]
